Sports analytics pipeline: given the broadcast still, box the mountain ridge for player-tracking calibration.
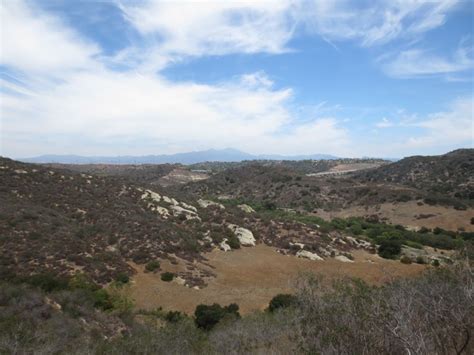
[19,148,339,165]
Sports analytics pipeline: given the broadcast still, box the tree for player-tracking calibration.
[378,239,402,259]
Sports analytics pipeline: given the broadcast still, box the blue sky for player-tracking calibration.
[1,0,473,158]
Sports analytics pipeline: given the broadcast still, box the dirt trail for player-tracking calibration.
[128,245,426,314]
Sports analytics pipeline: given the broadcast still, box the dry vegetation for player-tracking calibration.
[1,149,473,354]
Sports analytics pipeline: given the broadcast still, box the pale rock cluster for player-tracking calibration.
[197,199,225,209]
[296,250,324,261]
[237,204,255,213]
[139,188,199,221]
[227,224,256,246]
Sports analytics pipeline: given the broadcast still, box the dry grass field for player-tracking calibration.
[318,201,474,232]
[127,244,426,314]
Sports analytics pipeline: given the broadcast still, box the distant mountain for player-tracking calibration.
[20,148,339,165]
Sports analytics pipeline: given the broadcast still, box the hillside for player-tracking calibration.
[0,157,380,287]
[356,149,474,201]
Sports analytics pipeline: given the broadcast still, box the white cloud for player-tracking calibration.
[0,1,100,74]
[405,97,473,149]
[119,0,296,66]
[0,0,469,158]
[381,44,473,78]
[375,118,394,128]
[1,67,352,157]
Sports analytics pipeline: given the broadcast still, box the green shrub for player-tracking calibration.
[165,310,185,323]
[268,293,298,312]
[404,240,423,249]
[145,260,161,272]
[161,272,175,282]
[26,273,69,292]
[378,239,402,259]
[431,259,440,267]
[227,235,241,249]
[194,303,240,330]
[115,272,129,284]
[93,289,113,310]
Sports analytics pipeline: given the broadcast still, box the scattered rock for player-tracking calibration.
[174,276,186,286]
[141,189,162,203]
[197,199,225,209]
[181,202,197,212]
[170,205,201,221]
[237,204,255,213]
[162,195,179,206]
[296,250,323,261]
[219,239,231,252]
[289,242,305,249]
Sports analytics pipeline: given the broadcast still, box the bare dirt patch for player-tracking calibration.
[127,244,425,315]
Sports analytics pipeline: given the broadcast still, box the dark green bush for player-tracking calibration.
[115,272,129,284]
[145,260,161,272]
[378,239,402,259]
[165,310,185,323]
[194,303,240,330]
[268,293,298,312]
[26,273,69,292]
[226,235,241,249]
[161,272,175,282]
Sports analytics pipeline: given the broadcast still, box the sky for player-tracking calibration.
[1,0,473,159]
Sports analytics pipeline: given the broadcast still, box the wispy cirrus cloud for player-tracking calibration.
[301,0,459,47]
[380,42,473,78]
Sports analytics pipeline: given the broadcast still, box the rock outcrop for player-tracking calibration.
[296,250,323,261]
[237,204,255,213]
[197,199,225,209]
[227,224,256,246]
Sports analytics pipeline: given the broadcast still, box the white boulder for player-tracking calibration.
[198,199,225,209]
[237,204,255,213]
[170,205,201,221]
[219,239,231,252]
[141,189,162,202]
[181,202,197,212]
[296,250,323,261]
[227,224,256,246]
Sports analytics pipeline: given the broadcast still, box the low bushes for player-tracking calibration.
[194,303,240,330]
[268,293,297,312]
[145,260,160,272]
[161,272,175,282]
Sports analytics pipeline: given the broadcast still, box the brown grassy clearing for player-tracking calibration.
[127,244,426,315]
